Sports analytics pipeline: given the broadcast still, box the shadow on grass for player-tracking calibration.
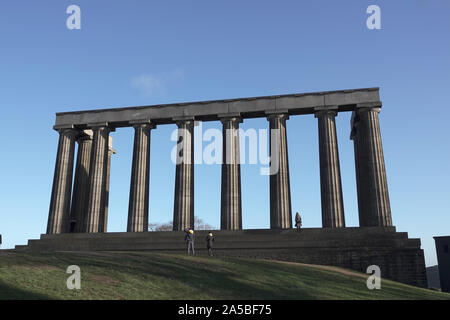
[50,252,316,299]
[0,280,53,300]
[6,252,447,300]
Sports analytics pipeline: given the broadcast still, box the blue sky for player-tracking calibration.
[0,0,449,267]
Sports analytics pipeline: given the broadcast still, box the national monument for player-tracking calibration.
[16,87,427,287]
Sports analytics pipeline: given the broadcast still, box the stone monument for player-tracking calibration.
[16,88,427,287]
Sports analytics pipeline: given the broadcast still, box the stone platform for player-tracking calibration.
[15,226,427,287]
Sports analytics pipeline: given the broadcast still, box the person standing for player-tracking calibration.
[183,228,190,250]
[205,232,214,256]
[295,212,302,232]
[184,229,195,255]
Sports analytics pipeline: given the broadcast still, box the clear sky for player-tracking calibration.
[0,0,449,267]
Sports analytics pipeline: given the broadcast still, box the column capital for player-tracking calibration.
[173,116,196,127]
[130,120,156,130]
[219,113,243,124]
[76,129,94,142]
[266,111,289,121]
[314,106,338,118]
[351,108,381,141]
[356,101,382,109]
[356,106,381,114]
[53,124,74,131]
[53,127,79,139]
[86,122,115,132]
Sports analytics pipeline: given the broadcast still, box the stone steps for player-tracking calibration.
[39,226,398,239]
[14,226,427,288]
[24,239,419,253]
[18,227,417,252]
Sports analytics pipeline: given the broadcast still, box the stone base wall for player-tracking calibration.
[212,247,426,288]
[16,226,427,287]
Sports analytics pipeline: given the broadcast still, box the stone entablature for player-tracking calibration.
[54,88,381,129]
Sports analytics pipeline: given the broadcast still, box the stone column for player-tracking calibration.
[47,128,78,234]
[69,130,93,233]
[127,122,155,232]
[84,123,111,233]
[220,116,242,230]
[315,109,345,228]
[98,136,115,233]
[267,113,292,229]
[173,119,195,231]
[351,107,392,227]
[351,112,365,227]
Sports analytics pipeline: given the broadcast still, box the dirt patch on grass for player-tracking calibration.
[30,264,62,271]
[88,274,120,285]
[267,260,367,279]
[35,264,62,271]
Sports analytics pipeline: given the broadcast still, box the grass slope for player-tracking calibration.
[0,251,448,300]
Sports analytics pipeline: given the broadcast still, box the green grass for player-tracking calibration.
[0,251,448,300]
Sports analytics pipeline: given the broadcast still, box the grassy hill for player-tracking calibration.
[0,251,448,300]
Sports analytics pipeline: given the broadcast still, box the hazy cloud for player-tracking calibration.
[131,68,185,97]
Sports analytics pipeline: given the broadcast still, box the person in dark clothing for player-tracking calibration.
[183,228,189,242]
[184,229,195,255]
[69,218,76,233]
[295,212,302,232]
[205,232,214,256]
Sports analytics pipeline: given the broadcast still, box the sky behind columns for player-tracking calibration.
[0,0,449,266]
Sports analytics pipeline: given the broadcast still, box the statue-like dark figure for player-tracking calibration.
[295,212,302,232]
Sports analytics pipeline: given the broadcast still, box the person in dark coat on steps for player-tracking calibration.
[183,228,189,250]
[184,229,195,255]
[205,232,214,256]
